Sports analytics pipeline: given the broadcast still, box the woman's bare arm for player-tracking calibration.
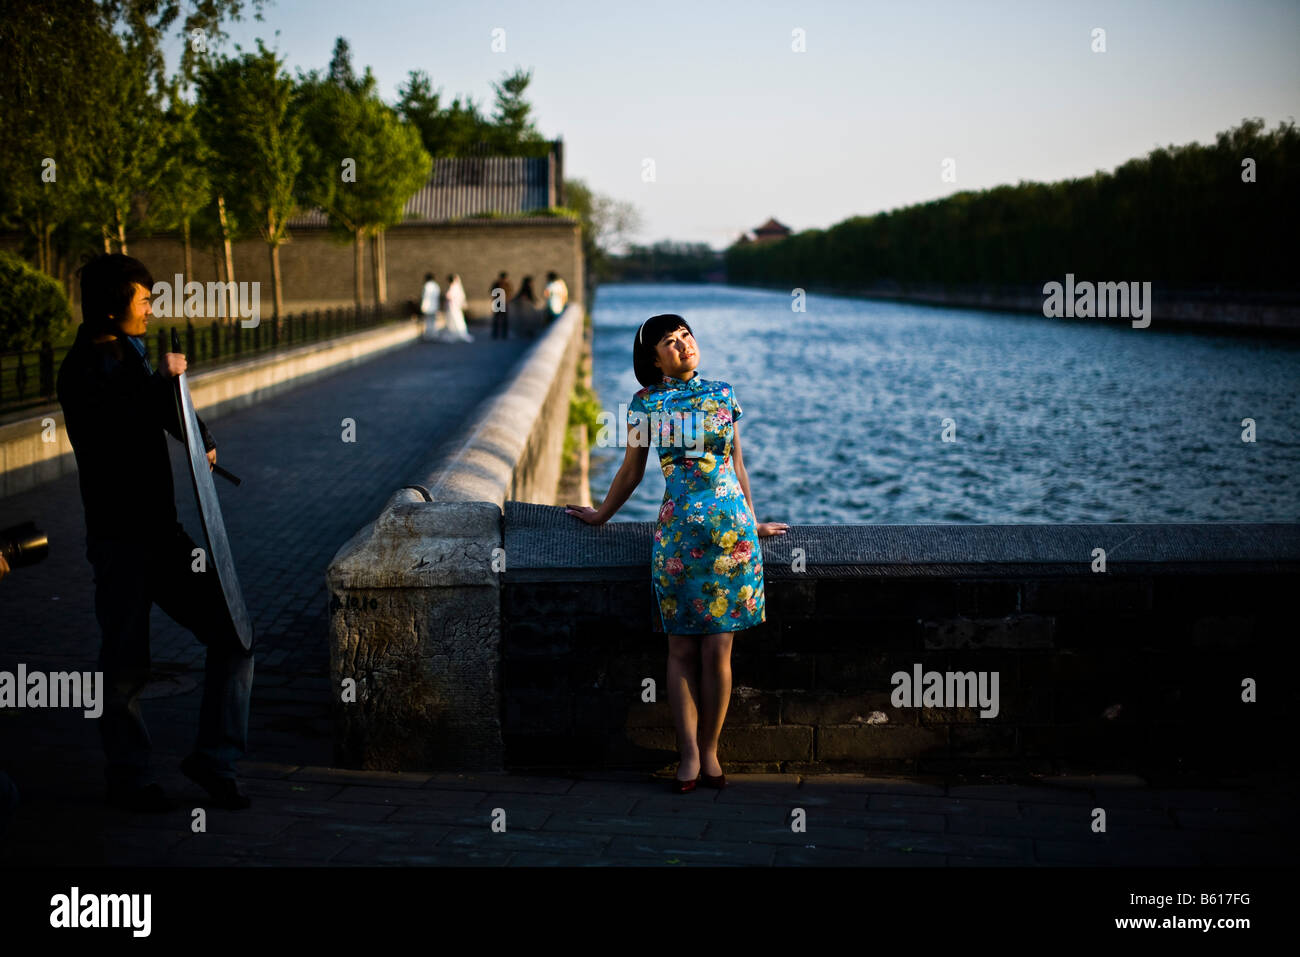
[573,421,650,523]
[733,422,788,537]
[732,423,756,519]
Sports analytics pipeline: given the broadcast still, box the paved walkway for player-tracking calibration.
[0,320,530,794]
[2,760,1293,866]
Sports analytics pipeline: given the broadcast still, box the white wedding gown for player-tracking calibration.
[420,281,444,341]
[438,281,473,342]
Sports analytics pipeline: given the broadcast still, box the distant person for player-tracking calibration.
[420,271,443,342]
[543,271,569,325]
[436,274,473,342]
[490,272,513,339]
[57,253,254,813]
[513,275,540,338]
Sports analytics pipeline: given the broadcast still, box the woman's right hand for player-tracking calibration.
[565,504,606,525]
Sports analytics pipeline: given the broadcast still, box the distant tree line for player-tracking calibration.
[610,240,720,282]
[725,119,1298,291]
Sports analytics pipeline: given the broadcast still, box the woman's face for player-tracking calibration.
[653,326,697,378]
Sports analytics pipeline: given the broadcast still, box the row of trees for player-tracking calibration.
[0,1,562,339]
[611,240,721,282]
[725,119,1299,291]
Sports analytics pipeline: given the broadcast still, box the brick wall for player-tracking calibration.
[2,219,583,319]
[501,554,1294,777]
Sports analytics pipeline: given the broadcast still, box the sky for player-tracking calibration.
[168,0,1300,251]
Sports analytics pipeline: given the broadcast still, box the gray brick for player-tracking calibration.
[604,834,776,866]
[867,829,1033,862]
[774,846,945,866]
[541,812,708,839]
[333,844,511,865]
[437,827,613,856]
[387,805,551,829]
[867,794,1021,817]
[701,820,868,850]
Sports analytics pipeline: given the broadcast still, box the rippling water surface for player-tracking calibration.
[587,283,1300,524]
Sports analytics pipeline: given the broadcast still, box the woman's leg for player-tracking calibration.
[697,632,734,776]
[667,635,702,780]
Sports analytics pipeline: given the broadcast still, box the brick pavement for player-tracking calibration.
[1,762,1293,866]
[0,322,531,789]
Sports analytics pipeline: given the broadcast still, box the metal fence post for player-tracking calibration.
[39,341,54,397]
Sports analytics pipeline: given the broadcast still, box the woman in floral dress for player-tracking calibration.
[567,314,788,792]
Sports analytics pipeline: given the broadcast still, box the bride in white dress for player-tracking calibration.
[438,274,472,342]
[420,273,445,341]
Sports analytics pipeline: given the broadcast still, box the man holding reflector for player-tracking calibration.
[57,254,254,812]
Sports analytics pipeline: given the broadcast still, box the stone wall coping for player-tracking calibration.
[410,302,583,510]
[504,501,1300,579]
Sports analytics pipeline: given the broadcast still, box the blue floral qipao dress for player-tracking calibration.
[627,370,765,635]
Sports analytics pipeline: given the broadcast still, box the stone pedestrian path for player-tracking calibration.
[2,759,1292,866]
[0,321,531,788]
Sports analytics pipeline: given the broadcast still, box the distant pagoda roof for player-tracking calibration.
[753,217,791,235]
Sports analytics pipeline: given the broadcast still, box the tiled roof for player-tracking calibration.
[288,154,556,228]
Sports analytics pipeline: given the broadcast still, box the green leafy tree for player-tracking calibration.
[725,118,1299,291]
[194,41,303,329]
[295,64,431,306]
[80,33,171,256]
[0,250,73,352]
[487,68,550,156]
[145,95,213,283]
[397,69,498,157]
[0,0,265,295]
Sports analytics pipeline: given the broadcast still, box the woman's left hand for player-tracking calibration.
[756,522,789,538]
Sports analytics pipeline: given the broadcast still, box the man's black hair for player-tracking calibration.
[77,254,154,335]
[633,314,693,387]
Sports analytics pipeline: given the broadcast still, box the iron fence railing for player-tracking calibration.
[0,302,413,417]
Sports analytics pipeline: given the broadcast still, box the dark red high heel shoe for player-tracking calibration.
[700,771,727,789]
[671,774,699,794]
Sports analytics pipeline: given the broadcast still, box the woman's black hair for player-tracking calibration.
[424,272,435,282]
[77,253,154,334]
[632,313,693,387]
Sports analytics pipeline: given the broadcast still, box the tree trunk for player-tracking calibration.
[102,225,111,254]
[269,241,284,334]
[182,219,193,283]
[216,194,236,322]
[34,212,45,273]
[115,207,127,255]
[353,229,364,309]
[369,229,384,307]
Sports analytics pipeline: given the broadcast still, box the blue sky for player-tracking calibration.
[175,0,1300,250]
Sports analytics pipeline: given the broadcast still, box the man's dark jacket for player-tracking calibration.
[56,324,215,543]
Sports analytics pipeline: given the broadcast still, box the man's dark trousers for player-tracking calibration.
[88,522,253,789]
[491,307,509,339]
